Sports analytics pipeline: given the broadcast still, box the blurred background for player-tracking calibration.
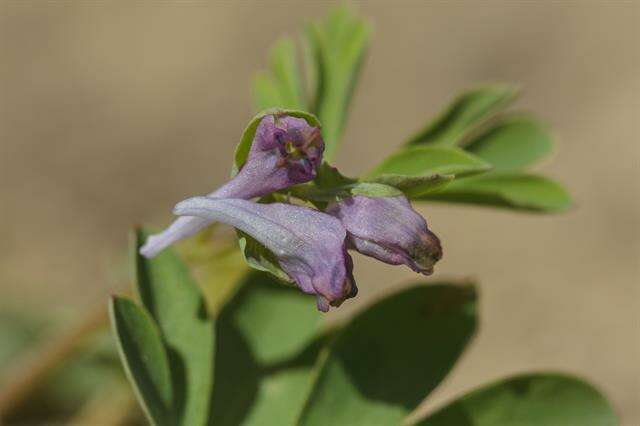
[1,1,638,425]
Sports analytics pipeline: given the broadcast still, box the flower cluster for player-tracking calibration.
[141,114,442,311]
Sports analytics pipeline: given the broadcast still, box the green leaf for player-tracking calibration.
[465,115,553,171]
[297,283,478,426]
[365,146,492,197]
[415,373,618,426]
[134,229,214,426]
[238,230,293,284]
[368,146,492,177]
[422,172,572,212]
[407,84,519,146]
[232,109,321,175]
[210,272,325,425]
[253,37,306,111]
[314,161,356,189]
[109,297,175,426]
[306,5,371,160]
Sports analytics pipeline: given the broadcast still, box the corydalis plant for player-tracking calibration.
[143,109,441,312]
[107,6,617,426]
[141,107,444,311]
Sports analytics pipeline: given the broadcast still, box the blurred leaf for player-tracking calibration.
[42,330,121,409]
[297,283,478,426]
[414,373,618,426]
[178,227,249,316]
[233,109,321,174]
[68,377,141,426]
[422,172,572,212]
[109,297,174,426]
[3,328,123,424]
[253,37,306,111]
[134,229,214,426]
[465,115,553,171]
[302,31,319,114]
[407,84,519,146]
[307,5,371,160]
[368,146,492,177]
[210,272,325,425]
[365,146,492,197]
[0,313,46,384]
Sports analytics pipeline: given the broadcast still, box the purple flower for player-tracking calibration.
[140,115,324,258]
[326,195,442,275]
[173,197,356,312]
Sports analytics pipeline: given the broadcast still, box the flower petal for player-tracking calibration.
[327,195,442,275]
[174,197,356,311]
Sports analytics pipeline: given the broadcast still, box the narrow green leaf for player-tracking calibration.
[407,84,519,146]
[134,229,214,426]
[422,172,572,212]
[365,146,492,197]
[109,297,174,426]
[297,283,478,426]
[465,115,553,170]
[232,109,321,175]
[415,373,618,426]
[210,272,325,426]
[302,32,319,115]
[368,146,492,177]
[306,6,371,160]
[253,37,306,111]
[253,73,286,112]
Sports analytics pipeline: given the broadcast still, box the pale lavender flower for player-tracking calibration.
[173,197,356,312]
[140,115,323,258]
[326,195,442,275]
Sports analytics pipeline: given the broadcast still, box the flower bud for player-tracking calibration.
[173,197,356,312]
[140,114,324,258]
[326,195,442,275]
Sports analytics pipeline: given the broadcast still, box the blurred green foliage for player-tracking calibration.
[0,5,610,426]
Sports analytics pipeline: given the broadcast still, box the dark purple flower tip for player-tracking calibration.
[173,197,356,312]
[139,114,324,259]
[326,195,443,275]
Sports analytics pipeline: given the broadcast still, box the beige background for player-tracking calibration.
[1,1,638,424]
